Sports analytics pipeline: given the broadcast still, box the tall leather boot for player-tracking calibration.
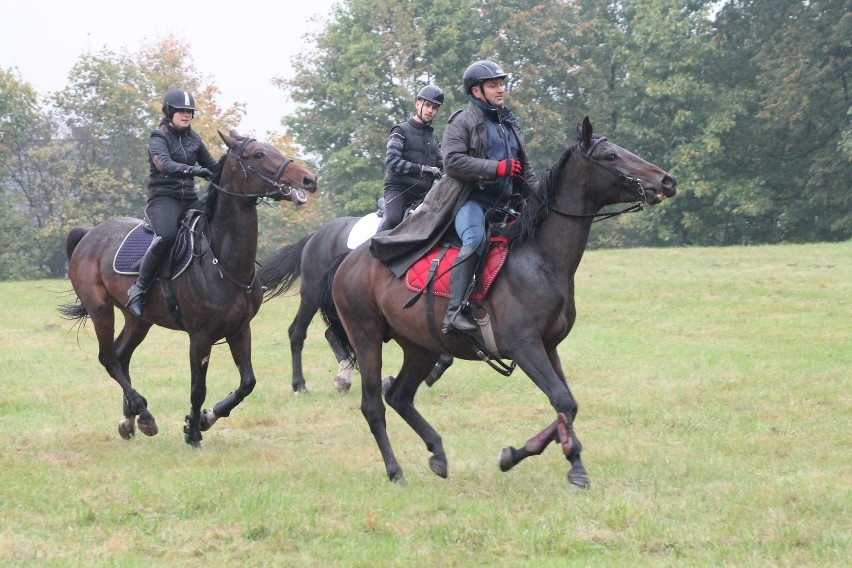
[126,238,167,317]
[442,245,480,334]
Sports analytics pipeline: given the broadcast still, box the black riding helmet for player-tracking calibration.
[162,89,196,119]
[462,60,508,95]
[417,85,444,106]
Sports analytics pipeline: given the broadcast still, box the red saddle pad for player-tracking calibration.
[405,237,509,301]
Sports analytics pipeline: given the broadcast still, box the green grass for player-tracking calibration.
[0,242,849,567]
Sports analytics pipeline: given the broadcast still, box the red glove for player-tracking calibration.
[496,159,522,177]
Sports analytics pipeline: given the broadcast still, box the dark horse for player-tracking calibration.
[59,131,318,448]
[320,118,676,487]
[259,214,454,393]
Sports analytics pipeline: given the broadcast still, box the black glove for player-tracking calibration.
[188,166,214,180]
[422,166,443,179]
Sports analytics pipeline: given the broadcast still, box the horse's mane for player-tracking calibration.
[505,138,584,247]
[202,152,229,218]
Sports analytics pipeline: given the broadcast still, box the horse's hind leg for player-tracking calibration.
[383,344,447,478]
[90,308,158,439]
[288,294,316,393]
[326,327,354,393]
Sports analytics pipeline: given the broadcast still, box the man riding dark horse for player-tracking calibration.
[370,60,539,334]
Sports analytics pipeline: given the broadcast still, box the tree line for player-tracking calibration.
[1,0,849,280]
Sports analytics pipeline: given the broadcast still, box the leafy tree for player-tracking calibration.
[715,0,851,243]
[278,0,479,215]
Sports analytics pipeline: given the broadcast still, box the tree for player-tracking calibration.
[278,0,479,216]
[714,0,851,243]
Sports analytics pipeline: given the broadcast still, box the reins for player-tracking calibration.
[534,139,647,222]
[207,137,296,200]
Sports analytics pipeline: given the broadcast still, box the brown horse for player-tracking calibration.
[59,131,317,448]
[320,117,676,486]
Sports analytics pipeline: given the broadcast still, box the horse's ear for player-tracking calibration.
[218,129,237,149]
[581,116,593,146]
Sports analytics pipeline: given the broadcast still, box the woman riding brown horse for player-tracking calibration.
[59,131,317,448]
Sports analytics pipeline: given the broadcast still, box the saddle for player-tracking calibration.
[405,236,509,301]
[113,210,206,277]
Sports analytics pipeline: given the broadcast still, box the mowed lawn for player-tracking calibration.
[0,241,848,567]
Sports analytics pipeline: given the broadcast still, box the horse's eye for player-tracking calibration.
[254,151,265,160]
[605,153,617,160]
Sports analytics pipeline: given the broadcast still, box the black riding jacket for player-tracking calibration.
[383,117,443,198]
[146,120,218,201]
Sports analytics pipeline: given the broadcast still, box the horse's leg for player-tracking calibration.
[113,317,155,438]
[383,344,446,477]
[508,343,590,489]
[182,335,213,448]
[358,340,406,483]
[425,354,454,387]
[336,295,403,482]
[498,419,559,471]
[198,325,257,437]
[288,295,316,393]
[546,348,588,486]
[326,327,354,393]
[89,305,158,439]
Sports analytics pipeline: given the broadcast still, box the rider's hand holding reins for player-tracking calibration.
[496,159,522,177]
[188,166,214,180]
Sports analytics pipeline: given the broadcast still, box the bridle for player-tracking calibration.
[209,137,296,200]
[544,137,647,222]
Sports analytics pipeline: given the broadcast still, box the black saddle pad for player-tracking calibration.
[113,218,198,277]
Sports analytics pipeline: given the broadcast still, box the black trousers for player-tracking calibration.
[380,186,423,232]
[144,194,202,248]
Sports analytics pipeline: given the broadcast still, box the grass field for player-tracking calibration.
[0,242,849,567]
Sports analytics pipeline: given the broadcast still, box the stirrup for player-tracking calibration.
[442,313,478,334]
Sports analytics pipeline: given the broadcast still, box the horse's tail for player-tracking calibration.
[318,253,356,368]
[65,227,89,261]
[257,232,315,301]
[59,227,91,322]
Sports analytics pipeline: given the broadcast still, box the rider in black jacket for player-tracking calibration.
[125,89,219,317]
[379,85,445,232]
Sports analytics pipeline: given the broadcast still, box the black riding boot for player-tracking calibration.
[442,245,480,334]
[126,239,166,317]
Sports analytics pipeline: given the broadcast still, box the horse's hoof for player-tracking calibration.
[568,469,591,490]
[190,441,202,450]
[382,376,395,396]
[137,415,158,437]
[199,409,218,431]
[428,455,448,478]
[333,376,351,393]
[292,384,308,394]
[117,421,135,440]
[498,446,516,472]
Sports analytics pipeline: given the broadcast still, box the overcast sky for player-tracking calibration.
[0,0,338,135]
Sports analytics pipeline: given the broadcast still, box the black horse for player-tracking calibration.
[59,131,317,447]
[259,214,454,393]
[320,118,676,487]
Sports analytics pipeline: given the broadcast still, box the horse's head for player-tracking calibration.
[217,130,318,205]
[577,117,677,206]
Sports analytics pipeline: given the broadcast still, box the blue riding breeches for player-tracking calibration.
[453,200,488,256]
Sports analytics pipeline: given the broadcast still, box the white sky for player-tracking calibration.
[0,0,338,136]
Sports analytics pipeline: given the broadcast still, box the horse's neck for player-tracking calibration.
[536,213,593,279]
[208,195,259,280]
[534,166,595,278]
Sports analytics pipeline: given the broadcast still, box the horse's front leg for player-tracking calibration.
[506,344,590,489]
[202,325,257,431]
[184,337,212,448]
